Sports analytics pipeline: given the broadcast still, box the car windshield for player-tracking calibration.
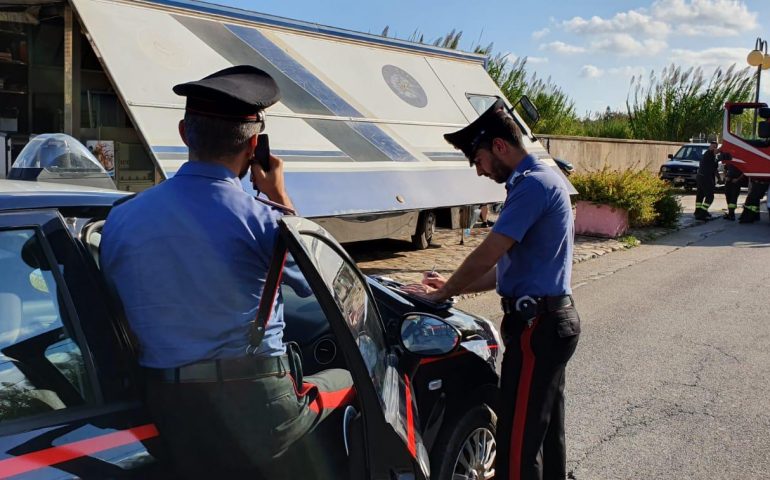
[673,145,707,161]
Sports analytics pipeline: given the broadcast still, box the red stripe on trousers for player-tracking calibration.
[304,384,356,413]
[509,317,540,480]
[0,424,159,478]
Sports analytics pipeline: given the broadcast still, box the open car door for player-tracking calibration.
[277,216,430,479]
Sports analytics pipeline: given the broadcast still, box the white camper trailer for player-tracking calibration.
[0,0,571,246]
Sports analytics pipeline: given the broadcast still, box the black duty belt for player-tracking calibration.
[145,354,290,383]
[500,295,573,315]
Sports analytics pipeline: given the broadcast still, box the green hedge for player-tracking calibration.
[570,168,682,228]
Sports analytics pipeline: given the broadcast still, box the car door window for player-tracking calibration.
[291,228,429,475]
[0,228,94,422]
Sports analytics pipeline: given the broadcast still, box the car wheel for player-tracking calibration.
[411,210,435,250]
[431,404,497,480]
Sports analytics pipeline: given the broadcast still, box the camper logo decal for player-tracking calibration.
[382,65,427,108]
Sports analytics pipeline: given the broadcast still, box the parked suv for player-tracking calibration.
[659,143,725,191]
[0,179,500,480]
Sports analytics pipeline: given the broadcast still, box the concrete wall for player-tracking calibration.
[539,135,683,173]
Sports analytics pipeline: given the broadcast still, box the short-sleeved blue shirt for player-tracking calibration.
[492,154,574,299]
[101,161,308,368]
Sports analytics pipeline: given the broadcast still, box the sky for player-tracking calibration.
[216,0,770,116]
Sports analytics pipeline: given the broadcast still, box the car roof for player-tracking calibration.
[0,179,127,211]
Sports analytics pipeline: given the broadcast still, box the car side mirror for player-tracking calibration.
[399,314,460,356]
[667,154,673,159]
[513,95,540,127]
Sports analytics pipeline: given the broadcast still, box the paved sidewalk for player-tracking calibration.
[350,223,689,285]
[349,194,714,284]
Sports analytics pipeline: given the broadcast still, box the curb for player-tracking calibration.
[572,214,698,265]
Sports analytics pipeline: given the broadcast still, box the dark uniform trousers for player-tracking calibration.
[144,359,353,480]
[724,179,741,216]
[739,180,768,223]
[496,305,580,480]
[695,173,715,217]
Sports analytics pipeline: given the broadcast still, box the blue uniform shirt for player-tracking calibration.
[492,154,574,299]
[101,161,309,368]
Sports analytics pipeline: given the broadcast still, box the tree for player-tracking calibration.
[422,29,581,134]
[626,64,754,142]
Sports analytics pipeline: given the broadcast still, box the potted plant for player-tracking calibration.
[570,167,680,238]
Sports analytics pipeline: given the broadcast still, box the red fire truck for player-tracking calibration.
[719,102,770,222]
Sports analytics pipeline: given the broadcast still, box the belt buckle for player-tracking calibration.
[515,295,538,328]
[515,295,537,312]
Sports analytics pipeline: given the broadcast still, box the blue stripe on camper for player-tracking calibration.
[225,25,416,162]
[151,146,350,158]
[240,167,505,217]
[423,152,466,160]
[144,0,485,64]
[152,146,188,153]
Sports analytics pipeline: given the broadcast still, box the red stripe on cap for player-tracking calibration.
[305,384,356,413]
[404,374,416,458]
[185,107,261,122]
[0,424,159,478]
[509,317,540,480]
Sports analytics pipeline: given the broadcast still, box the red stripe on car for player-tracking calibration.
[0,423,159,478]
[418,344,499,366]
[404,374,416,458]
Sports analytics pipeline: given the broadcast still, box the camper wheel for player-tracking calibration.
[412,210,435,250]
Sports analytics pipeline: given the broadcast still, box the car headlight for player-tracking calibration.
[660,166,669,172]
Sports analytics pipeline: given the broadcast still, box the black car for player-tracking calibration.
[0,180,500,480]
[659,143,724,190]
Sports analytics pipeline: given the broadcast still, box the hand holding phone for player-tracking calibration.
[253,134,271,172]
[250,137,294,210]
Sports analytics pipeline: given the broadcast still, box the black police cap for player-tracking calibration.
[444,98,512,161]
[173,65,281,122]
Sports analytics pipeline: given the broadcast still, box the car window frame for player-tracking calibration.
[275,216,426,479]
[0,209,105,433]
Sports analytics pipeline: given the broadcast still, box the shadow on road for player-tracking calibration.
[647,212,770,249]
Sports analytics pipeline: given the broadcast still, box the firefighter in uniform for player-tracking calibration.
[101,66,352,479]
[694,141,719,220]
[402,99,580,480]
[739,179,769,223]
[721,161,744,221]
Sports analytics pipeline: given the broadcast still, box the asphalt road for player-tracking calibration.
[457,214,770,479]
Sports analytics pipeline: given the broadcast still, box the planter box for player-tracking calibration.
[574,201,629,238]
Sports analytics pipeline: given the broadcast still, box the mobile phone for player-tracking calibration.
[253,134,271,172]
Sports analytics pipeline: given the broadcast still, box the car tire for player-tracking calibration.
[430,403,497,480]
[411,210,435,250]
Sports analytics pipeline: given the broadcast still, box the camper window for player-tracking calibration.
[466,94,499,115]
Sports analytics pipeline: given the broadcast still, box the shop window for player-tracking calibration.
[0,228,93,422]
[82,91,130,129]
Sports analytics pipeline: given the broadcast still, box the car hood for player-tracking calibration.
[664,160,698,168]
[368,276,500,369]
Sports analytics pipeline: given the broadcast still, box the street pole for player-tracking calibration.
[754,64,761,135]
[747,37,768,136]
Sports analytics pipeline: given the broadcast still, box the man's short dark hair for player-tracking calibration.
[473,110,524,156]
[183,112,261,160]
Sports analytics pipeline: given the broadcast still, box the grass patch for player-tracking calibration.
[619,235,640,247]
